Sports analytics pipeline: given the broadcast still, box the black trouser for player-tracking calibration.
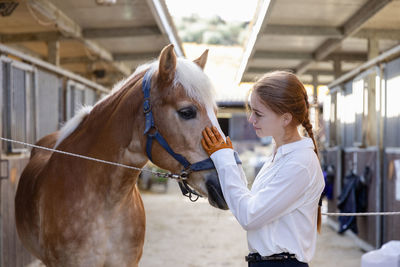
[248,259,309,267]
[247,253,309,267]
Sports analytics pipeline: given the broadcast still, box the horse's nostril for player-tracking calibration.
[205,173,228,210]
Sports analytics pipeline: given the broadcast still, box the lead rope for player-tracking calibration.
[0,137,186,181]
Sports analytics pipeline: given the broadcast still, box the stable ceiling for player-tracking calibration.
[238,0,400,85]
[0,0,183,87]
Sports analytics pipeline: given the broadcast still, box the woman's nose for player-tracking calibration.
[248,113,255,123]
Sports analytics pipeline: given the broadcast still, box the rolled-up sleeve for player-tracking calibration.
[211,149,311,231]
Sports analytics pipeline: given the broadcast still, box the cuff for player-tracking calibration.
[210,148,236,168]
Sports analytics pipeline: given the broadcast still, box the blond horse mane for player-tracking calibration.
[54,58,217,149]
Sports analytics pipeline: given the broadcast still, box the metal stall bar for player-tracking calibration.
[326,44,400,248]
[328,44,400,90]
[382,56,400,243]
[0,44,109,94]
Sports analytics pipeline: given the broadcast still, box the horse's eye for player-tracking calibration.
[178,107,197,120]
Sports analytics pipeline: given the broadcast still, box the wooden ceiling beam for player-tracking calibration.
[83,26,161,39]
[26,0,130,76]
[253,51,312,60]
[246,67,339,76]
[113,52,159,61]
[60,52,159,65]
[0,32,62,43]
[0,25,162,43]
[263,25,400,41]
[295,0,393,75]
[355,29,400,40]
[252,50,367,61]
[264,25,342,38]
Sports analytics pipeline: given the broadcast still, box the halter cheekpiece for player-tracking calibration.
[141,69,242,201]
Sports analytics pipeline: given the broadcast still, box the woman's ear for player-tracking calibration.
[281,113,293,127]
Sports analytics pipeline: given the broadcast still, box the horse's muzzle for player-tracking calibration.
[205,173,228,210]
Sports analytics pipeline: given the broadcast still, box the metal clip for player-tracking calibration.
[154,172,164,178]
[179,170,190,180]
[168,173,181,180]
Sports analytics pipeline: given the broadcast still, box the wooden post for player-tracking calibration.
[312,73,319,133]
[332,59,341,147]
[333,57,342,79]
[366,37,379,146]
[47,41,60,66]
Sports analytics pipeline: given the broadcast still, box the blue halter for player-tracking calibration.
[142,69,242,200]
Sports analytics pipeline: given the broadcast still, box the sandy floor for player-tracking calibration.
[139,181,365,267]
[27,181,365,267]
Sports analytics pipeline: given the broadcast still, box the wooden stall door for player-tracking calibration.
[1,157,34,267]
[383,151,400,243]
[343,148,379,249]
[325,147,341,222]
[0,58,36,267]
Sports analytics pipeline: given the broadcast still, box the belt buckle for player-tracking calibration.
[272,253,294,261]
[245,253,259,262]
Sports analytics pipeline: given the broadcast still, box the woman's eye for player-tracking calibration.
[178,107,197,120]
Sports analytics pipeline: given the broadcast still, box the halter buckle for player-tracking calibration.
[180,170,190,180]
[143,98,152,114]
[146,126,158,137]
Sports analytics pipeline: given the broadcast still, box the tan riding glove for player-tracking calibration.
[201,126,233,157]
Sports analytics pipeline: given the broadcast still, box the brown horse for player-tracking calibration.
[15,44,230,266]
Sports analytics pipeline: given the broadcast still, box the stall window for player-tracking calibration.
[66,81,99,120]
[2,60,35,153]
[66,81,85,119]
[385,57,400,147]
[36,69,60,140]
[353,78,364,146]
[341,81,355,147]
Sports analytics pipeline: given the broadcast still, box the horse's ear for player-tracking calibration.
[158,44,177,84]
[193,49,208,70]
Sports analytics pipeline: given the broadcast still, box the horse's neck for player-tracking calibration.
[56,79,148,199]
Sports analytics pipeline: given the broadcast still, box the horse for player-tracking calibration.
[15,44,235,267]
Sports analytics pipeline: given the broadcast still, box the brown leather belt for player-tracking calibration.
[245,252,297,262]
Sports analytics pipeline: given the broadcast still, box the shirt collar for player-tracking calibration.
[272,137,315,161]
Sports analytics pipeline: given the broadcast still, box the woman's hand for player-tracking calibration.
[201,126,233,156]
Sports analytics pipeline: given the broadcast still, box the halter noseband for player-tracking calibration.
[142,69,242,201]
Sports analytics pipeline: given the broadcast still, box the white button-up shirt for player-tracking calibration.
[210,137,325,263]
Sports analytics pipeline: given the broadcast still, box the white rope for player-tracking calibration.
[3,137,400,216]
[0,137,173,178]
[322,211,400,216]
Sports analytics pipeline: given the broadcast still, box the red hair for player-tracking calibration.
[251,71,322,233]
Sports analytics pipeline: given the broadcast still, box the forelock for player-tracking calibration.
[173,58,216,110]
[133,58,216,110]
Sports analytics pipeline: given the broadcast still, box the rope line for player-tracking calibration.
[322,211,400,216]
[0,137,179,180]
[2,137,400,216]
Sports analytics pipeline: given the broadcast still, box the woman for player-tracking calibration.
[202,71,325,267]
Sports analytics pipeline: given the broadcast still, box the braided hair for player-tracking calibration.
[252,71,322,233]
[302,93,319,157]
